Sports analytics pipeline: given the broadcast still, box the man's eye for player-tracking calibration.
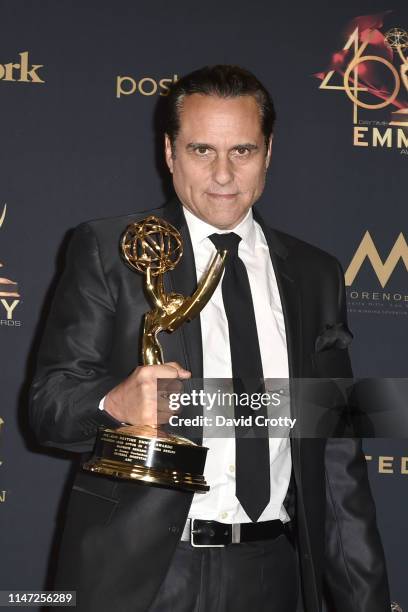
[235,147,250,156]
[195,146,209,155]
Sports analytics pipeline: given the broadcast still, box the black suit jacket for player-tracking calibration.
[29,197,390,612]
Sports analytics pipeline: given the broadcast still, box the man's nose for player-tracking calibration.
[212,155,234,186]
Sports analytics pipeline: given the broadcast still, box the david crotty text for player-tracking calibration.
[168,415,297,429]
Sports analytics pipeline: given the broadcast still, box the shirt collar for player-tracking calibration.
[182,205,256,252]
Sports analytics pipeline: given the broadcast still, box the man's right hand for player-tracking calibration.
[103,362,191,426]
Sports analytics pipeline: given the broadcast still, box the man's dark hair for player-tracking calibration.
[165,65,276,154]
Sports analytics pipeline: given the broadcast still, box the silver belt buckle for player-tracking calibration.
[231,522,241,544]
[190,518,227,548]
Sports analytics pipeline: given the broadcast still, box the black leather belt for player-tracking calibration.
[181,518,287,547]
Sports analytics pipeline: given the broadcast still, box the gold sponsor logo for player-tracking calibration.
[316,16,408,153]
[0,51,44,83]
[0,204,21,325]
[116,74,178,98]
[365,454,408,475]
[353,125,408,148]
[345,231,408,288]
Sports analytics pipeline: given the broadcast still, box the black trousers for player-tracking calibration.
[148,531,300,612]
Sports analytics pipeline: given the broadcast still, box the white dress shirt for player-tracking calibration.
[182,205,292,524]
[99,205,292,524]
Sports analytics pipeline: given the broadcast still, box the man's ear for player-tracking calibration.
[164,133,174,173]
[265,135,273,170]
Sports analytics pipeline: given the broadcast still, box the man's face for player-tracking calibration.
[164,94,272,230]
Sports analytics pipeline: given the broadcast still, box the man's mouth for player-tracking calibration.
[206,193,238,200]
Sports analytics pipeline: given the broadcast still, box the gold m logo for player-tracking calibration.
[345,231,408,288]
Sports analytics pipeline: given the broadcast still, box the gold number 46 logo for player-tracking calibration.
[319,26,408,125]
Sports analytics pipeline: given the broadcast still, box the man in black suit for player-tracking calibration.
[29,65,390,611]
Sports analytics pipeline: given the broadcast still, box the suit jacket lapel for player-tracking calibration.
[160,196,204,380]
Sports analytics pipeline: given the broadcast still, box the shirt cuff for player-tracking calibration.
[99,394,127,426]
[98,395,106,411]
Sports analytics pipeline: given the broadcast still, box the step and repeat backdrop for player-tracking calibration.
[1,1,407,609]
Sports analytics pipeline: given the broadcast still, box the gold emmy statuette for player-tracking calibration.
[83,215,226,492]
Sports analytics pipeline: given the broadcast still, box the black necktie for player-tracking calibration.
[209,232,270,522]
